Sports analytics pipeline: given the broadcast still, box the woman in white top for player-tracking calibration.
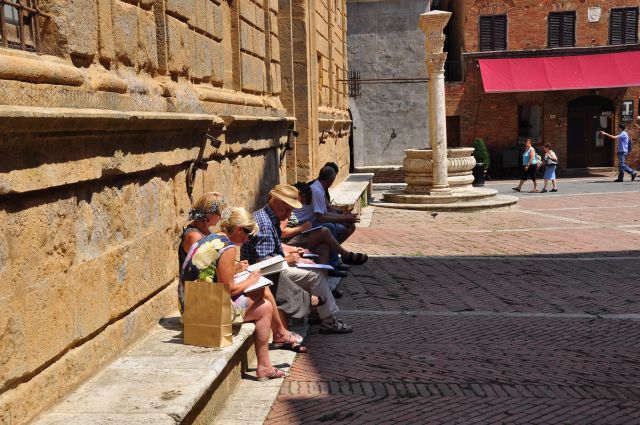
[541,143,559,193]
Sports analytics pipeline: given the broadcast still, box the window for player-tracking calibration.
[479,15,507,51]
[518,105,542,145]
[610,7,639,45]
[0,0,48,51]
[548,11,575,47]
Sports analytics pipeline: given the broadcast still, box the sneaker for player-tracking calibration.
[550,189,557,192]
[540,189,548,193]
[614,179,624,182]
[633,173,637,182]
[512,187,521,192]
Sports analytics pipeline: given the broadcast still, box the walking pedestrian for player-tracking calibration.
[512,138,539,193]
[600,124,636,182]
[541,143,559,193]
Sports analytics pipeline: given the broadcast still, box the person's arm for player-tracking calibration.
[314,211,357,224]
[182,230,204,253]
[217,247,261,296]
[281,219,312,239]
[600,130,620,140]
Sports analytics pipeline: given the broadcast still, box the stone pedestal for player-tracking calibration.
[404,148,476,193]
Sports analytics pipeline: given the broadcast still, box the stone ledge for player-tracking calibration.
[0,105,222,133]
[32,316,257,425]
[329,173,374,215]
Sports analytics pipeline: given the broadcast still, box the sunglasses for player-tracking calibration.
[241,227,252,235]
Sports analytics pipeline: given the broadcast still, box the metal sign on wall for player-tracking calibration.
[621,99,634,122]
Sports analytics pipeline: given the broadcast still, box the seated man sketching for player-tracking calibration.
[241,184,353,334]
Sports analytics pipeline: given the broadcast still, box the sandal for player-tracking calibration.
[270,332,308,353]
[257,367,286,381]
[319,318,353,334]
[342,252,368,266]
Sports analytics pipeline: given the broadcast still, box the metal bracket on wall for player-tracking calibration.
[186,133,221,204]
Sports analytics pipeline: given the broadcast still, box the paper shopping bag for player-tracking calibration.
[183,280,233,348]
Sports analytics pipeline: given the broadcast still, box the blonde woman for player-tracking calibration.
[181,207,286,380]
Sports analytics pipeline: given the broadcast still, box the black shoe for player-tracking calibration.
[512,187,521,192]
[614,179,624,182]
[633,173,637,182]
[328,269,348,278]
[335,262,350,271]
[550,189,557,192]
[331,288,344,299]
[540,189,548,193]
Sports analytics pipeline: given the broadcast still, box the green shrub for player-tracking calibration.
[473,137,490,170]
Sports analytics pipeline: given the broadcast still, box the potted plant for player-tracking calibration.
[472,137,490,186]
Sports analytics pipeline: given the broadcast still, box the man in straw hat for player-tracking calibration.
[241,184,353,334]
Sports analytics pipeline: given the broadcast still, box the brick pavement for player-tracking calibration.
[264,188,640,424]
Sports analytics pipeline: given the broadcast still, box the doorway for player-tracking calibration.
[567,95,614,168]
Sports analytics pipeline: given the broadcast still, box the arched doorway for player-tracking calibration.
[567,95,614,168]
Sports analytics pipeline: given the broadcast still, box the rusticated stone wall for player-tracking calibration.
[0,0,349,423]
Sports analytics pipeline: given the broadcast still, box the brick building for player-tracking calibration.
[0,1,348,423]
[438,0,640,176]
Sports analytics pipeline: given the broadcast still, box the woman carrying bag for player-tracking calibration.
[512,138,540,193]
[541,143,559,193]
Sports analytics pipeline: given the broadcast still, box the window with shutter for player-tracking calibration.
[479,15,507,51]
[548,11,575,48]
[610,7,639,45]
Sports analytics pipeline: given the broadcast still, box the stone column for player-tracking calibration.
[419,11,451,195]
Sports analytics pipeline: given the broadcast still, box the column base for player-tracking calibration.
[429,186,452,196]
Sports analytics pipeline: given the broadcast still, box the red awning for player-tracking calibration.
[479,51,640,93]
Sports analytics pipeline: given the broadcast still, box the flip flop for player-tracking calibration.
[270,332,308,353]
[257,367,286,381]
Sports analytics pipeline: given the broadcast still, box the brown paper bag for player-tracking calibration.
[183,280,233,348]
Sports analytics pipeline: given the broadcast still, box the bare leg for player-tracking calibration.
[242,294,274,377]
[306,227,350,258]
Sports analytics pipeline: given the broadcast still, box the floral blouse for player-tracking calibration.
[178,234,234,314]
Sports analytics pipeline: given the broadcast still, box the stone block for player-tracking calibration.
[166,16,190,75]
[24,277,75,372]
[240,21,253,52]
[270,10,278,35]
[0,294,26,386]
[205,0,216,36]
[111,0,139,66]
[194,0,207,32]
[240,0,256,25]
[213,2,224,41]
[193,33,214,81]
[255,28,266,58]
[64,0,99,60]
[96,0,115,61]
[211,41,224,84]
[269,0,278,13]
[270,35,280,61]
[71,260,109,338]
[166,0,195,22]
[270,61,281,94]
[137,8,159,71]
[254,2,265,30]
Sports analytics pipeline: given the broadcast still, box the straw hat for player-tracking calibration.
[269,184,302,209]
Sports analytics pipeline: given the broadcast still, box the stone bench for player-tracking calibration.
[329,173,374,215]
[32,317,257,425]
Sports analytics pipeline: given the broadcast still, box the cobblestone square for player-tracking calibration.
[265,180,640,424]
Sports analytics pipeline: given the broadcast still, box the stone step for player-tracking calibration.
[31,316,258,425]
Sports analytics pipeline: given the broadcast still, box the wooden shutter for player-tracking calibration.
[549,12,575,47]
[479,15,506,51]
[611,7,639,45]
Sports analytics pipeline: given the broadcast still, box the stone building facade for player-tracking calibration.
[0,1,349,423]
[347,0,430,172]
[441,0,640,175]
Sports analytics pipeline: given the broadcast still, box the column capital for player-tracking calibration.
[418,11,451,55]
[427,52,448,74]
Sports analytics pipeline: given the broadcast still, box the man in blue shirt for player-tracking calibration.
[242,184,353,334]
[600,124,636,182]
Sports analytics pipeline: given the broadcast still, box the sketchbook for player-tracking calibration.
[300,226,323,235]
[246,255,289,276]
[234,272,274,293]
[295,262,334,270]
